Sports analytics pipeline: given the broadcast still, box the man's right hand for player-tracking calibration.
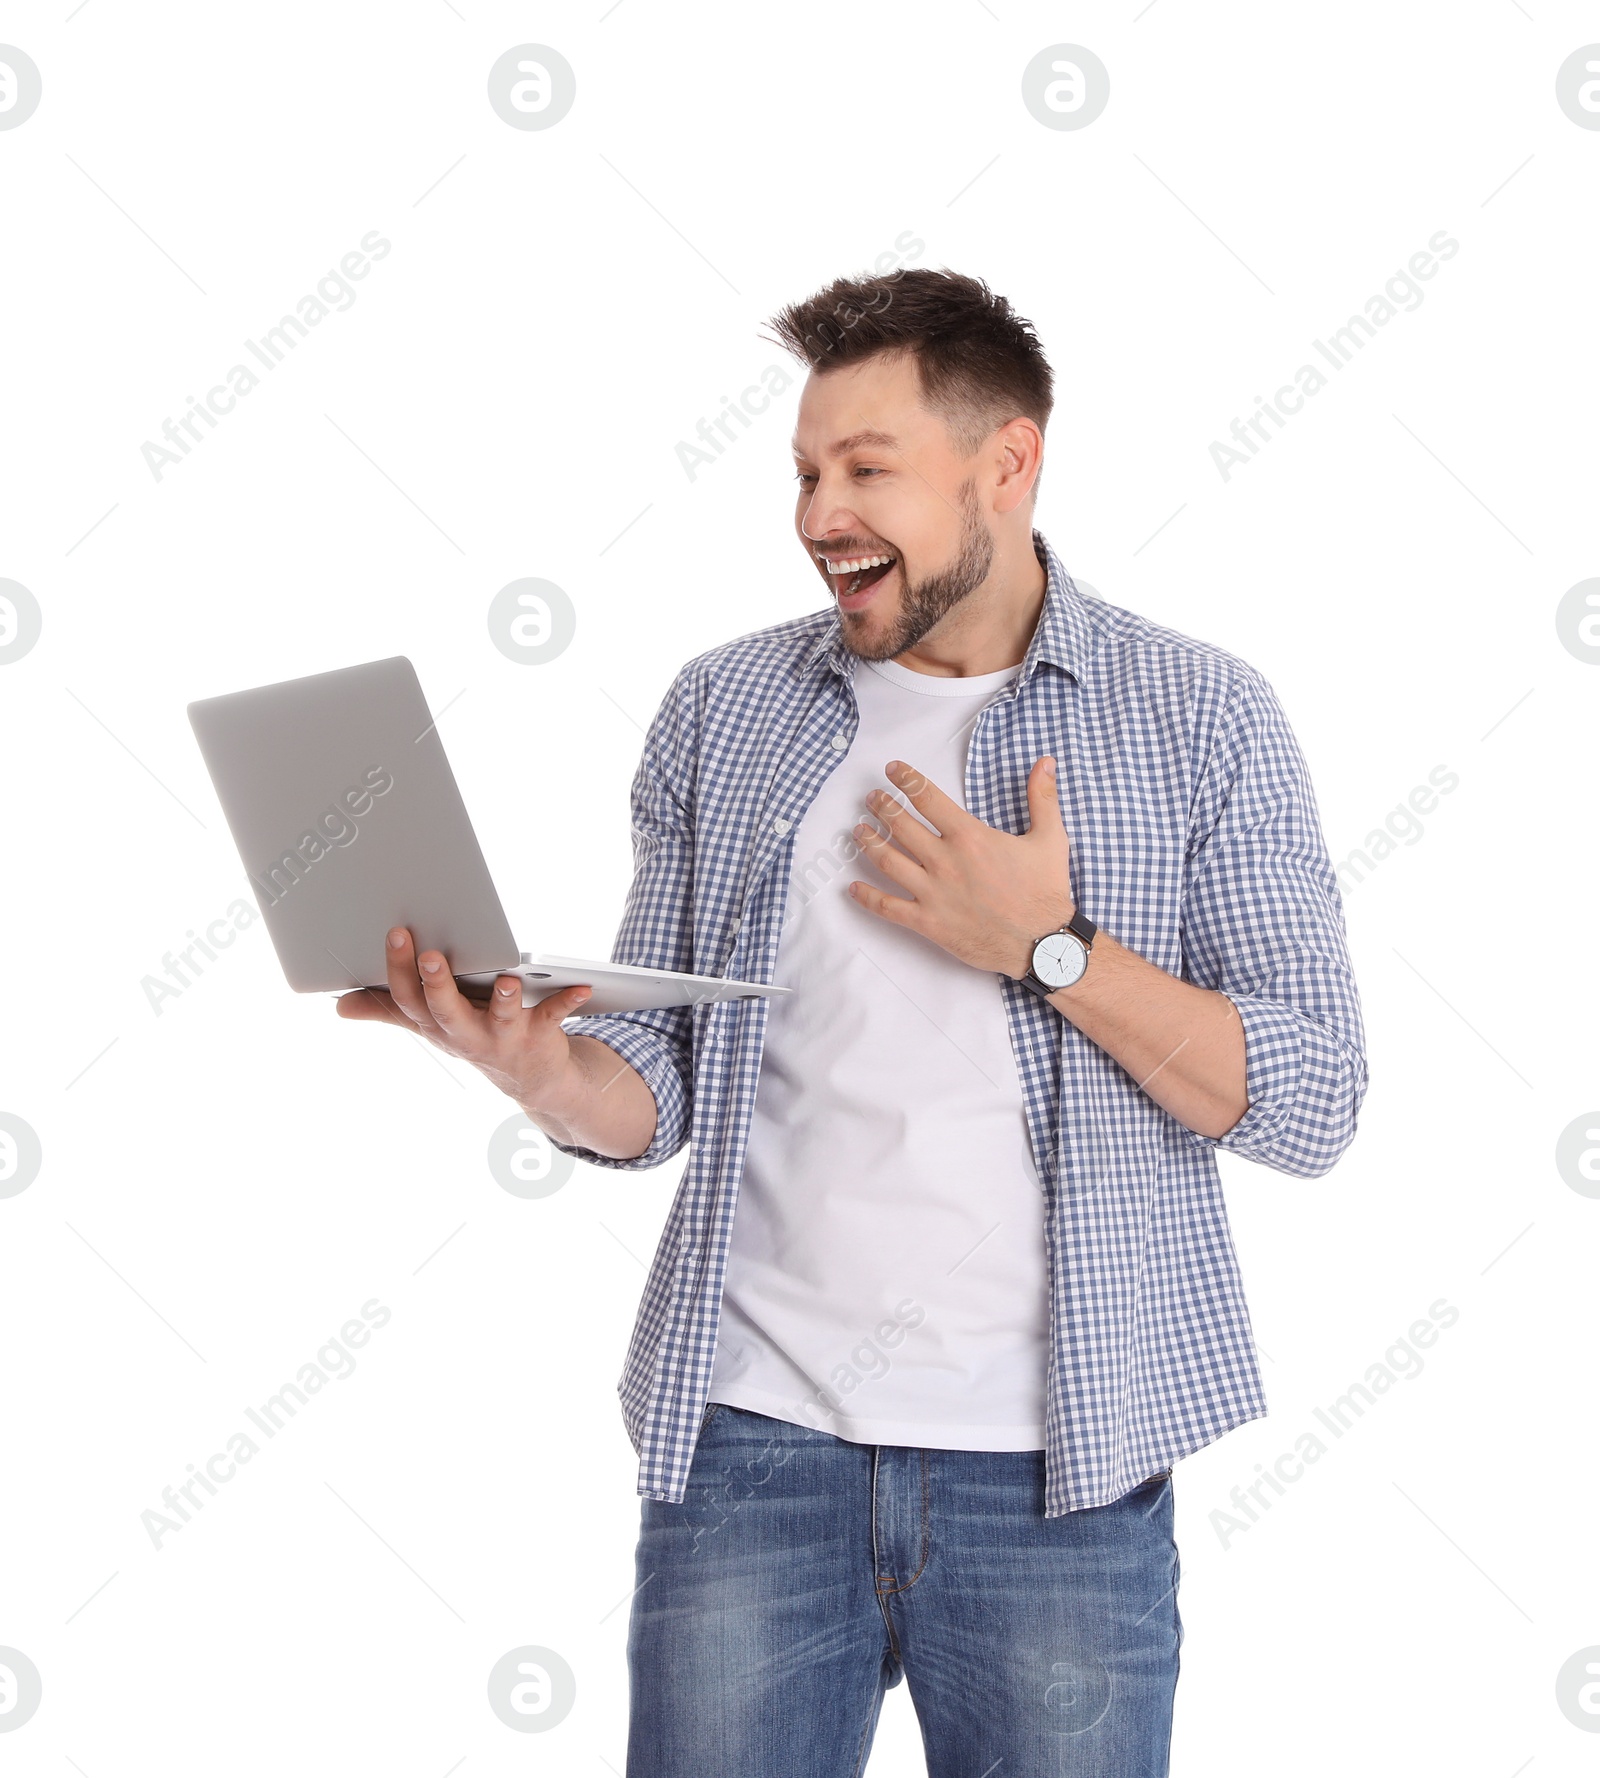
[334,928,659,1161]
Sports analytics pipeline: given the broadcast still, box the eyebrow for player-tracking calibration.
[790,428,901,460]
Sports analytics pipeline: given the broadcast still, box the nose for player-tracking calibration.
[799,478,860,545]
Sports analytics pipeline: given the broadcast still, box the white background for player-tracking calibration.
[2,2,1596,1772]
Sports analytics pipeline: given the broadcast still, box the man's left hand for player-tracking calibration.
[848,756,1076,979]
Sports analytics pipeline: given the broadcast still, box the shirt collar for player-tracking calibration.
[801,528,1099,686]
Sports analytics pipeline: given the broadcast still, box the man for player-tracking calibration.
[340,268,1367,1775]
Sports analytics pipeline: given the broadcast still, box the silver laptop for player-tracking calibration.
[186,656,789,1016]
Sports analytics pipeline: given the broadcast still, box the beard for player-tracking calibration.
[841,477,995,663]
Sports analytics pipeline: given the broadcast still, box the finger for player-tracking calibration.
[383,927,440,1030]
[852,816,926,891]
[485,973,527,1027]
[847,879,922,928]
[534,982,594,1026]
[335,986,414,1029]
[884,759,972,837]
[1026,756,1066,834]
[483,974,590,1029]
[864,789,938,867]
[415,949,474,1035]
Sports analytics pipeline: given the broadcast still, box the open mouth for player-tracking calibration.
[822,552,897,601]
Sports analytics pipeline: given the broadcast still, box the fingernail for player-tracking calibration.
[421,958,440,975]
[388,929,405,948]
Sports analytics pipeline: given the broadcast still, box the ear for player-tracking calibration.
[993,416,1044,515]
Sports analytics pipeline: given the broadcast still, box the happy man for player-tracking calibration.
[341,267,1368,1775]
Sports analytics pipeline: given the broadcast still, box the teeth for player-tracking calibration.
[824,554,894,574]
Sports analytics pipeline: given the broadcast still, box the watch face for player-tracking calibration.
[1032,930,1087,989]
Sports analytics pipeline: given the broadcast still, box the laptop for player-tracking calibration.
[186,656,790,1016]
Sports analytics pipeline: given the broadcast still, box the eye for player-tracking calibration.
[794,466,884,485]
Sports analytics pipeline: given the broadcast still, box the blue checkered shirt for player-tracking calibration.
[552,530,1367,1515]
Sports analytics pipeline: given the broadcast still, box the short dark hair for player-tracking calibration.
[764,267,1054,481]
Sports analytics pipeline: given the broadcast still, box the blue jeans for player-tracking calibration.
[627,1403,1182,1776]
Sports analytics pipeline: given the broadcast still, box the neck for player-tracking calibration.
[892,525,1048,678]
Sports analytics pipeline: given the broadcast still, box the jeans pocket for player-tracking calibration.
[698,1400,724,1434]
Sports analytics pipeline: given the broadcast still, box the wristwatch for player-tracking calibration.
[1017,909,1097,999]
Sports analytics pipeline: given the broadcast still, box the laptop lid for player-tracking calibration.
[187,655,519,992]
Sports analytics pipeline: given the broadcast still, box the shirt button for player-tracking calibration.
[772,817,791,835]
[831,733,849,751]
[730,917,742,932]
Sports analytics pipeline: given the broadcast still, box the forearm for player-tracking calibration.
[1045,930,1248,1139]
[518,1034,659,1161]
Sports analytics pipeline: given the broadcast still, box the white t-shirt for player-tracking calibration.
[707,653,1050,1449]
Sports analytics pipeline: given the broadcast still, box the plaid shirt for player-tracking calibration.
[552,529,1367,1515]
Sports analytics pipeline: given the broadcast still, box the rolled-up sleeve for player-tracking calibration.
[1179,667,1368,1178]
[546,666,698,1172]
